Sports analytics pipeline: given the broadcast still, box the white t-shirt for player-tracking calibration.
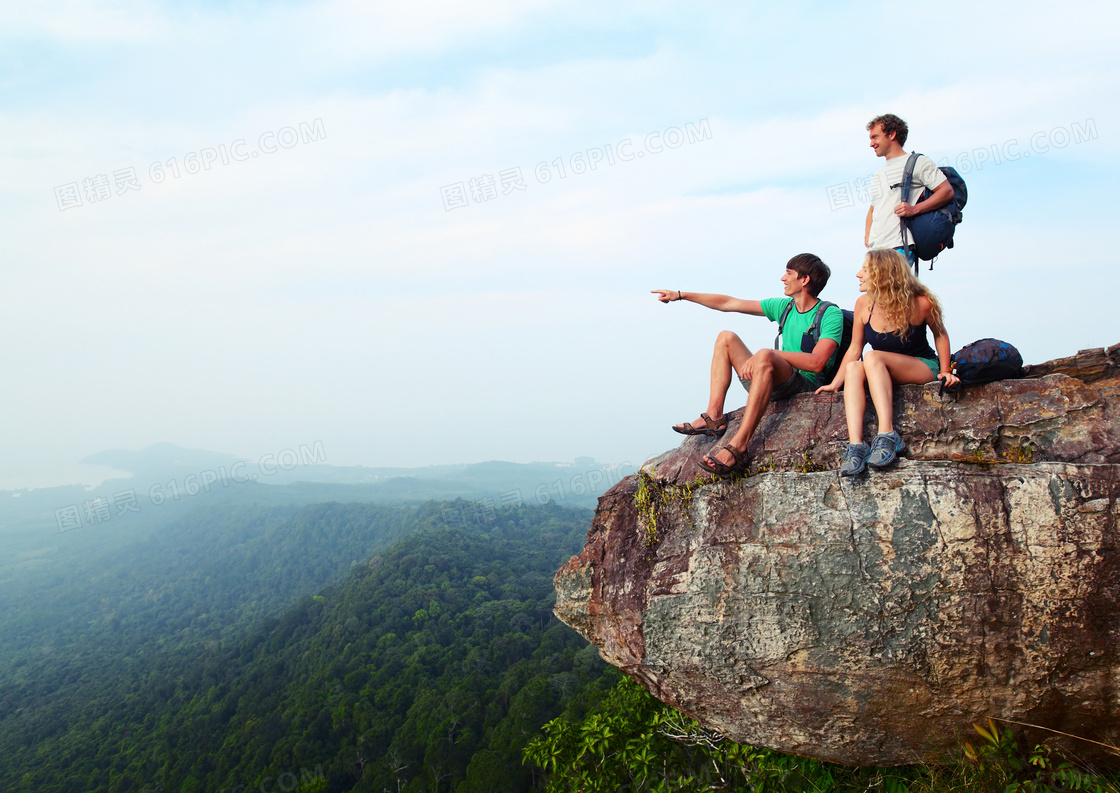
[867,153,947,250]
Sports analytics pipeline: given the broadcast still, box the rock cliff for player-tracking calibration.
[554,345,1120,766]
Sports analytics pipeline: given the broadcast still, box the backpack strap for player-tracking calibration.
[775,298,831,347]
[807,300,833,339]
[773,299,796,349]
[897,152,921,276]
[808,300,836,386]
[775,299,834,387]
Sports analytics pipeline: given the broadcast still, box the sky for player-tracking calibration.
[1,0,1116,489]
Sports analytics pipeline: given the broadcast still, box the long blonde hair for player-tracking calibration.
[864,249,945,336]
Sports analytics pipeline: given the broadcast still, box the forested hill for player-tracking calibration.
[0,501,421,674]
[1,500,615,793]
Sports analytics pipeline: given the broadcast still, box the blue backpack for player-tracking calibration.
[899,152,968,272]
[938,338,1023,397]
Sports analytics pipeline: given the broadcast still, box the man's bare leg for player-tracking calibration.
[675,330,754,433]
[702,348,797,469]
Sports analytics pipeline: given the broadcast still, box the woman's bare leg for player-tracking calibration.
[843,360,868,444]
[863,350,936,434]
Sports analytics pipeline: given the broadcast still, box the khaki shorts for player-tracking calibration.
[738,369,813,401]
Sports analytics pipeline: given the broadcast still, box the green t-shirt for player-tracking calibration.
[760,297,844,387]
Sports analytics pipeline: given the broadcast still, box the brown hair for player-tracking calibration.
[867,114,908,147]
[785,253,830,297]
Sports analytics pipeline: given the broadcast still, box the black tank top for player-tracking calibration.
[864,319,937,360]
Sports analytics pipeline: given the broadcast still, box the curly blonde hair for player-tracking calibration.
[864,249,945,337]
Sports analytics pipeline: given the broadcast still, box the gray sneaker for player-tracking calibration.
[839,442,870,477]
[868,431,907,469]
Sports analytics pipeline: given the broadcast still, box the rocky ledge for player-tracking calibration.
[554,344,1120,766]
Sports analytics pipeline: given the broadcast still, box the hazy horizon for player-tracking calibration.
[2,440,624,491]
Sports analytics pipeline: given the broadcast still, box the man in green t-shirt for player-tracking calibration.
[652,253,843,475]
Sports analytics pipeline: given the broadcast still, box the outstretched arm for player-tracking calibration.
[650,290,763,315]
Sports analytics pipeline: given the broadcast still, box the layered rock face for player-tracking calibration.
[555,346,1120,766]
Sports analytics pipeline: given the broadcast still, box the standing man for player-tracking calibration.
[651,254,843,476]
[865,114,955,265]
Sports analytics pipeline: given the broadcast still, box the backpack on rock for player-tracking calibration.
[939,338,1023,396]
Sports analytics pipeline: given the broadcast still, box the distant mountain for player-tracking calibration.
[0,445,631,670]
[81,441,244,474]
[78,443,630,489]
[2,444,632,541]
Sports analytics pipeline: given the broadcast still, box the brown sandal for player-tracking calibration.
[672,412,727,437]
[698,444,748,476]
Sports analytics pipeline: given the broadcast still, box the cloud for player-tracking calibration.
[310,0,566,57]
[0,0,165,42]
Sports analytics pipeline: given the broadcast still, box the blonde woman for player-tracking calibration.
[816,249,960,475]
